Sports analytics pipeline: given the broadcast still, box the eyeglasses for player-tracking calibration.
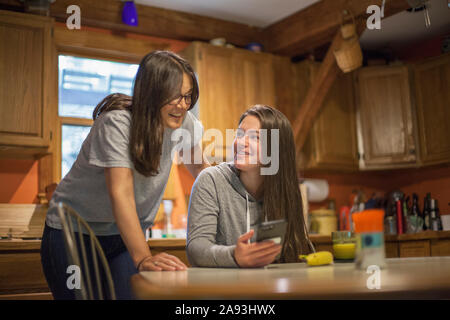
[235,129,260,142]
[168,93,192,107]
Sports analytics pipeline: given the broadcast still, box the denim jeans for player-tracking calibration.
[40,223,138,300]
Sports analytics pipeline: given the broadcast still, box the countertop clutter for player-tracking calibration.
[310,189,449,237]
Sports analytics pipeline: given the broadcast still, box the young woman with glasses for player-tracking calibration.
[41,51,209,299]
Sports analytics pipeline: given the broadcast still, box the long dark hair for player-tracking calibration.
[238,105,313,262]
[92,51,199,176]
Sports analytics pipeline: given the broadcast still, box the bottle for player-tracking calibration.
[162,200,174,238]
[436,200,443,231]
[403,196,410,233]
[423,193,431,230]
[430,199,443,231]
[411,194,420,216]
[410,193,423,233]
[396,199,403,235]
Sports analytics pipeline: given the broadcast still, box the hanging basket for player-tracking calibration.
[340,9,357,39]
[334,9,363,73]
[334,37,363,73]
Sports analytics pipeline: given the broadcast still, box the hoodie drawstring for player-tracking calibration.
[246,193,250,244]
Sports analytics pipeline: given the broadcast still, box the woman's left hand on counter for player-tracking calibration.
[138,252,187,272]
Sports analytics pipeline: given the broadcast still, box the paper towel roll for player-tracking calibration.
[303,179,329,202]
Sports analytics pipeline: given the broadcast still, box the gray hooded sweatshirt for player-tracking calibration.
[187,162,265,267]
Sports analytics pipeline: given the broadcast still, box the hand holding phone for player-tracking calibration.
[251,219,288,245]
[234,230,282,268]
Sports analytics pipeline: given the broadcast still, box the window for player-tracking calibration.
[58,55,138,178]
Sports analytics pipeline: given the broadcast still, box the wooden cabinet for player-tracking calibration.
[181,42,276,159]
[0,10,53,156]
[293,61,358,171]
[355,65,418,169]
[233,49,276,110]
[413,53,450,166]
[0,240,51,299]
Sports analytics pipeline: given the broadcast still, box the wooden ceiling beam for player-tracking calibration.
[292,18,367,153]
[263,0,410,56]
[47,0,262,47]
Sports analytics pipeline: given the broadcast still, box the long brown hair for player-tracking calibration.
[238,105,313,262]
[92,51,199,176]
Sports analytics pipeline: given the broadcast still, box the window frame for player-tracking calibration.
[53,25,167,181]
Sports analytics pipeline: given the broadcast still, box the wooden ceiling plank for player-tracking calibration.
[49,0,262,47]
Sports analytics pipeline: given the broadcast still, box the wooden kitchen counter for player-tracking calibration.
[1,231,449,299]
[131,256,450,299]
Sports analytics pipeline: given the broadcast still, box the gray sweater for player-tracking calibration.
[187,162,263,267]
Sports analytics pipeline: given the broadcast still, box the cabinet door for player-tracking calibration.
[197,44,239,153]
[0,10,53,149]
[356,66,417,168]
[232,50,276,110]
[413,54,450,165]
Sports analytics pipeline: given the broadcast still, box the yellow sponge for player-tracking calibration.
[299,251,334,266]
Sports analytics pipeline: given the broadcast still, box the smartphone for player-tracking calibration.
[251,219,287,244]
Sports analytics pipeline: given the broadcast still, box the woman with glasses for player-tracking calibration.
[41,51,209,299]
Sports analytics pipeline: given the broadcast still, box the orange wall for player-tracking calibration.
[303,171,386,212]
[0,159,38,204]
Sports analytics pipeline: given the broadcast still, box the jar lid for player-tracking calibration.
[310,209,335,216]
